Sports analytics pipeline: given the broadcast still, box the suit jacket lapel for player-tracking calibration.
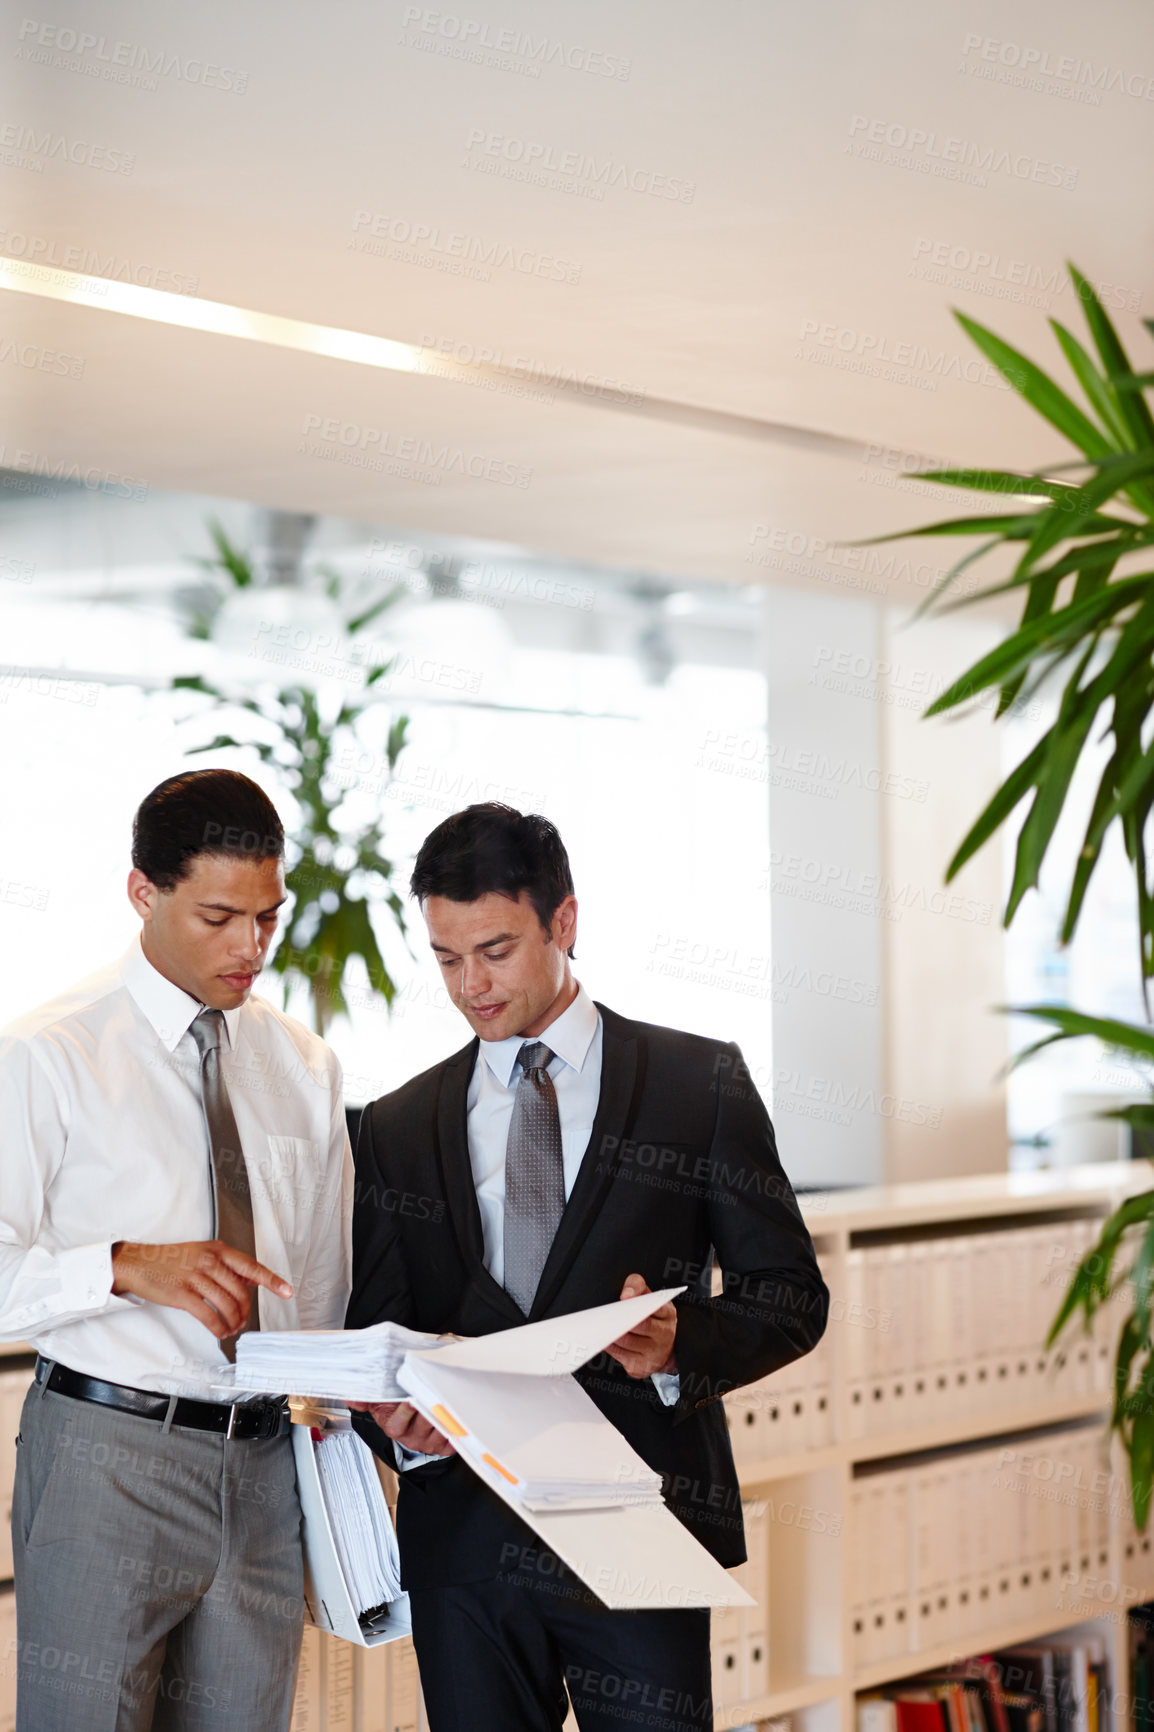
[530,1004,644,1319]
[434,1037,524,1327]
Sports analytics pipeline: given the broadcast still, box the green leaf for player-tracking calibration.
[1132,1396,1154,1530]
[925,573,1149,717]
[1006,1004,1154,1061]
[1114,1314,1146,1428]
[954,310,1114,459]
[1050,318,1134,450]
[386,714,409,770]
[1069,264,1154,451]
[347,587,407,635]
[944,733,1050,880]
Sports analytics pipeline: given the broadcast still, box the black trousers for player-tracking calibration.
[408,1555,712,1732]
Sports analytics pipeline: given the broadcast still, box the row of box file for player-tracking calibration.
[849,1423,1144,1670]
[843,1222,1115,1440]
[712,1501,770,1711]
[291,1625,425,1732]
[724,1256,835,1462]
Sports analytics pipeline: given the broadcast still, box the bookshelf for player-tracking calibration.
[3,1163,1153,1732]
[717,1162,1154,1732]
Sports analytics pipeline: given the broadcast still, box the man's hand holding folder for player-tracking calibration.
[346,1396,456,1457]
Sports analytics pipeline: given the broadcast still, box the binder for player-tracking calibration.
[293,1424,413,1649]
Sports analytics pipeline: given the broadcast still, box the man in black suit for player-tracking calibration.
[348,803,827,1731]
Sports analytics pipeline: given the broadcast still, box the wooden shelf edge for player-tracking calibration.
[715,1673,844,1727]
[848,1396,1109,1463]
[736,1445,842,1485]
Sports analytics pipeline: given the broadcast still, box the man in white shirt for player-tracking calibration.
[1,769,353,1732]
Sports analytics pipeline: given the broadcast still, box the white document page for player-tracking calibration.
[396,1358,664,1509]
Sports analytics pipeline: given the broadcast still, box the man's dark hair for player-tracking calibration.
[411,804,575,955]
[132,770,285,891]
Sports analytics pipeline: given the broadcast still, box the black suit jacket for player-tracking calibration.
[347,1004,828,1590]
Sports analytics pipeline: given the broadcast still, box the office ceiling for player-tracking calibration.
[1,0,1151,598]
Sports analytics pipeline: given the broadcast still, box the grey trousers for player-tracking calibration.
[11,1380,305,1732]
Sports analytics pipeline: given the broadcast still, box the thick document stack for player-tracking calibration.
[843,1223,1113,1443]
[724,1252,834,1463]
[255,1289,754,1613]
[236,1323,446,1403]
[710,1499,770,1712]
[850,1422,1110,1668]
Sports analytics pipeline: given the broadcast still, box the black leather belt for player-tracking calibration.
[34,1357,290,1441]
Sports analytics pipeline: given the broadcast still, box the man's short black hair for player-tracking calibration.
[410,803,575,954]
[132,769,285,891]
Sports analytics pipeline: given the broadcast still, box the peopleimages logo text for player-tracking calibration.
[463,130,695,201]
[961,34,1154,100]
[847,115,1077,189]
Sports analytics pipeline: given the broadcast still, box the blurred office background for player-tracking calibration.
[1,0,1151,1189]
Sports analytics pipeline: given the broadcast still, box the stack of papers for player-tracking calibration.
[242,1289,757,1610]
[234,1321,447,1401]
[312,1428,403,1618]
[398,1358,664,1512]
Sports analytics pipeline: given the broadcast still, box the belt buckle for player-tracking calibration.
[225,1402,240,1442]
[254,1400,286,1442]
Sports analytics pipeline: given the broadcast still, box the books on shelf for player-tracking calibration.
[857,1639,1110,1732]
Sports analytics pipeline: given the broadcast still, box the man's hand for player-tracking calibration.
[605,1273,678,1379]
[347,1400,456,1457]
[110,1240,293,1340]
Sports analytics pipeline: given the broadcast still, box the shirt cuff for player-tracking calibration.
[393,1441,445,1470]
[650,1371,680,1407]
[0,1241,122,1338]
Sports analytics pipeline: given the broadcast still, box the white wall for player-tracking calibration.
[765,586,1008,1188]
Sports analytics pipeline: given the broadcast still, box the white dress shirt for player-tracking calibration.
[465,985,677,1406]
[0,934,353,1398]
[466,984,602,1288]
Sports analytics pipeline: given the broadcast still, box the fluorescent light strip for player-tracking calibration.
[0,254,867,457]
[0,255,428,374]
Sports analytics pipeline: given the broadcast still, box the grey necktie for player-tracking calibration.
[189,1008,257,1361]
[503,1041,565,1317]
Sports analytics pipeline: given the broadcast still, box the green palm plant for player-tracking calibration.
[174,525,410,1039]
[876,264,1154,1523]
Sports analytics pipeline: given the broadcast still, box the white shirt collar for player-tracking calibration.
[121,933,243,1054]
[479,982,598,1089]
